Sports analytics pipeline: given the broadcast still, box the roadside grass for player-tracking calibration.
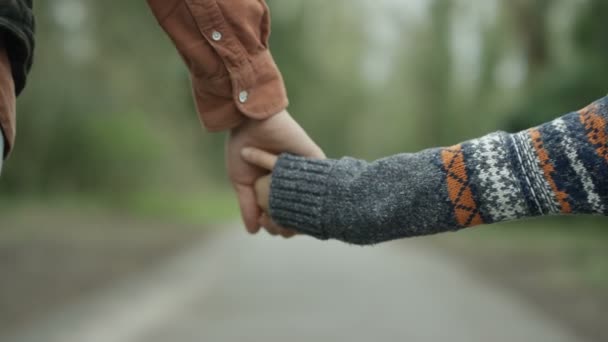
[0,188,240,230]
[0,195,221,334]
[124,189,240,225]
[433,216,608,342]
[438,216,608,290]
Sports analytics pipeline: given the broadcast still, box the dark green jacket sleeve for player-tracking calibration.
[0,0,35,95]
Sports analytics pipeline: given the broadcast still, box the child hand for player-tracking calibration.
[241,147,277,209]
[241,147,297,238]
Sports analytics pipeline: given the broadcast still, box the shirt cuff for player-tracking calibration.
[269,154,335,240]
[148,0,289,132]
[191,49,288,131]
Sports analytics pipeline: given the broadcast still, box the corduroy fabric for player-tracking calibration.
[270,97,608,245]
[147,0,288,132]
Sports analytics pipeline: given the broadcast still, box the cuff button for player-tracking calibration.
[211,31,223,42]
[239,90,249,103]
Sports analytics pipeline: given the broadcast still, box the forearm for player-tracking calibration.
[269,97,608,245]
[0,34,16,160]
[0,128,3,173]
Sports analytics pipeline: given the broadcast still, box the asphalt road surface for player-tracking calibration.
[3,225,588,342]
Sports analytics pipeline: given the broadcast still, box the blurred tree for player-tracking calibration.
[504,0,608,131]
[1,0,606,217]
[268,0,368,157]
[1,0,213,199]
[504,0,552,85]
[573,0,608,63]
[386,0,453,148]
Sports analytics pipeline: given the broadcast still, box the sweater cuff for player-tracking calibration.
[269,154,335,240]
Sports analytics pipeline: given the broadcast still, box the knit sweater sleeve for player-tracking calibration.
[269,97,608,245]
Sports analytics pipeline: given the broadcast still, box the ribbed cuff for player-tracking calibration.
[269,154,335,240]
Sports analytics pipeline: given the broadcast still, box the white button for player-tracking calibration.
[239,90,249,103]
[211,31,222,41]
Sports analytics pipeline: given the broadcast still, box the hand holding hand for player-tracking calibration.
[240,147,291,237]
[226,110,324,237]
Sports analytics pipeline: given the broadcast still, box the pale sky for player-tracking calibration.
[52,0,525,89]
[360,0,527,89]
[360,0,429,84]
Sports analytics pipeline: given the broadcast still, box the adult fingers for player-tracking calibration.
[234,183,261,234]
[241,147,278,171]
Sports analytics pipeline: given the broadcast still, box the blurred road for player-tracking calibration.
[3,225,588,342]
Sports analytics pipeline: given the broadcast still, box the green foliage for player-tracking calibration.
[1,0,606,218]
[504,0,608,131]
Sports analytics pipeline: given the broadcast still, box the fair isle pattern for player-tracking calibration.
[467,133,528,222]
[511,131,561,214]
[552,118,605,213]
[508,133,544,214]
[529,129,572,214]
[579,103,608,164]
[441,145,484,227]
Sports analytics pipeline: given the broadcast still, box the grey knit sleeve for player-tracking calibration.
[269,97,608,245]
[270,148,459,245]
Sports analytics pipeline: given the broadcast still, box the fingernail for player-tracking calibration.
[241,148,252,159]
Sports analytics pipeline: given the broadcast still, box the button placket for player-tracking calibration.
[186,1,260,112]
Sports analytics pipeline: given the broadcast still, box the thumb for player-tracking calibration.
[241,147,278,171]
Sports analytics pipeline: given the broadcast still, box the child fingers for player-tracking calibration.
[279,229,298,239]
[254,175,271,211]
[241,147,278,171]
[260,213,297,239]
[259,214,280,236]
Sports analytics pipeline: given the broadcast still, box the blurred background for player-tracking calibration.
[0,0,607,341]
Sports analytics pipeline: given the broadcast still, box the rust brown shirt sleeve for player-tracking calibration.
[147,0,289,131]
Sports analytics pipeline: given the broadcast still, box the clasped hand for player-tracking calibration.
[227,110,324,237]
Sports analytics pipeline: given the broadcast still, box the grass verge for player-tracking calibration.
[432,216,608,342]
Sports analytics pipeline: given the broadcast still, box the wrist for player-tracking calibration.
[269,154,335,240]
[231,109,288,133]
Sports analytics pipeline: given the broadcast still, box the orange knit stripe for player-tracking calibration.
[528,129,572,214]
[441,145,484,227]
[579,104,608,164]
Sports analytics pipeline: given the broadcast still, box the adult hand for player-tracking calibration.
[226,110,325,236]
